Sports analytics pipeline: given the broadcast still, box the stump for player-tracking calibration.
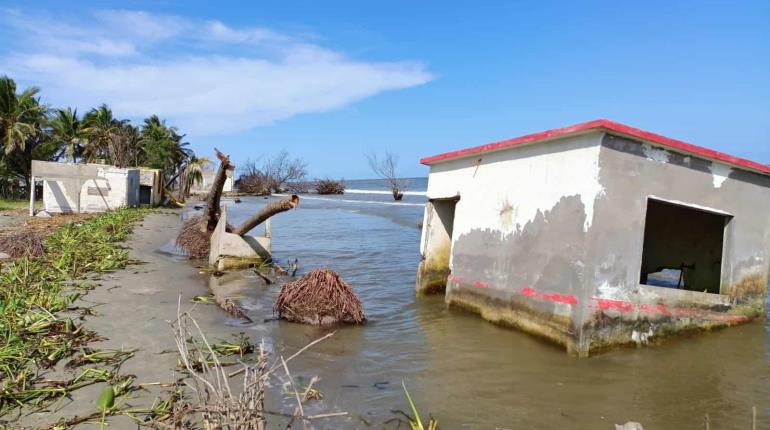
[274,269,365,325]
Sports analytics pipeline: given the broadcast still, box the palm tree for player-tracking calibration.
[177,156,211,200]
[49,107,83,162]
[0,76,46,154]
[82,104,124,163]
[140,115,191,188]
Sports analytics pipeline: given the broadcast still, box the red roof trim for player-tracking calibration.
[420,119,770,175]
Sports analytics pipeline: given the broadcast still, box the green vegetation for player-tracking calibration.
[402,381,439,430]
[0,198,33,211]
[0,75,204,201]
[0,208,146,417]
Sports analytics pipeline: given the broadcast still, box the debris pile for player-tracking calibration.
[274,269,365,325]
[0,231,45,258]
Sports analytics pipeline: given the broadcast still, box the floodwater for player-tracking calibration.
[213,178,770,430]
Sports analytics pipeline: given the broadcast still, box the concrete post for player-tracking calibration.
[28,176,35,216]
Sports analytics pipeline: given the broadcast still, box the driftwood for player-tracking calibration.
[200,149,234,233]
[232,195,299,236]
[274,269,365,325]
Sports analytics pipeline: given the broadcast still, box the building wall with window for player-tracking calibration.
[581,134,770,354]
[418,120,770,356]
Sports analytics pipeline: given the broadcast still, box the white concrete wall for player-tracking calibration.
[79,168,139,213]
[191,168,233,194]
[43,179,82,213]
[422,131,605,265]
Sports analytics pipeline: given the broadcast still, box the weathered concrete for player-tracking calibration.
[419,121,770,356]
[139,168,162,206]
[191,165,233,195]
[416,198,457,294]
[31,161,142,213]
[209,206,271,270]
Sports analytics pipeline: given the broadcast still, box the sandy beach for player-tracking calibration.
[17,211,236,429]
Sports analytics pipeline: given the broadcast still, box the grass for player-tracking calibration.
[0,198,35,211]
[0,208,147,418]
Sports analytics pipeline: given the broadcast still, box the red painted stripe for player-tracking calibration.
[419,119,770,175]
[542,292,578,305]
[594,298,635,313]
[449,277,752,324]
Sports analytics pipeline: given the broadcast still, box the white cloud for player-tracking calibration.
[0,9,432,135]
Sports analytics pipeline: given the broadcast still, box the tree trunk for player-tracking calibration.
[176,169,188,202]
[232,195,299,236]
[200,150,234,232]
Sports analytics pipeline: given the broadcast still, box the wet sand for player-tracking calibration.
[18,211,234,429]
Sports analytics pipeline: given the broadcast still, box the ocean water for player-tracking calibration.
[213,179,770,430]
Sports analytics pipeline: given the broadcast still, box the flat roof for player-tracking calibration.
[420,119,770,175]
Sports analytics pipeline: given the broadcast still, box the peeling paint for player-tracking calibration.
[709,163,732,188]
[642,143,669,163]
[420,127,770,356]
[425,133,606,236]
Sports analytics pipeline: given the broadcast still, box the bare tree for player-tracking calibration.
[237,158,272,195]
[263,150,308,192]
[366,151,408,200]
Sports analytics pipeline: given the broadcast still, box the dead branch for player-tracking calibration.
[232,195,299,236]
[170,301,341,429]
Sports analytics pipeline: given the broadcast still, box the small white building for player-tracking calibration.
[191,166,233,195]
[30,160,141,214]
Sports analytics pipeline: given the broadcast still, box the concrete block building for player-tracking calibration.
[139,168,163,206]
[417,119,770,356]
[31,161,141,214]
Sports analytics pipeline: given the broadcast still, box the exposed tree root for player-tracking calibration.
[175,215,212,259]
[274,269,366,325]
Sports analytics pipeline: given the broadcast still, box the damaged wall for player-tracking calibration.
[421,132,605,354]
[416,199,457,294]
[580,134,770,354]
[420,130,770,356]
[33,161,140,213]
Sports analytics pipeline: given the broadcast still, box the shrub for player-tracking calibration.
[314,178,346,195]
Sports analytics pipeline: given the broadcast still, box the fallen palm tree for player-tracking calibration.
[231,194,299,236]
[175,149,235,258]
[274,269,365,325]
[175,150,299,261]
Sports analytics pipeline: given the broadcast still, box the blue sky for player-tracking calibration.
[1,1,768,179]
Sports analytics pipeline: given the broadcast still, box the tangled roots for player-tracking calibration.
[274,269,365,325]
[175,216,212,260]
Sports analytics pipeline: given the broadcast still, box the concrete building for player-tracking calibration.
[417,119,770,356]
[138,168,163,206]
[30,161,141,214]
[191,166,233,195]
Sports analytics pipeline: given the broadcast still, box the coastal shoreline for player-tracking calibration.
[16,211,235,429]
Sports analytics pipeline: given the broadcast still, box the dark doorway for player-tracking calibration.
[139,185,152,205]
[639,198,730,294]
